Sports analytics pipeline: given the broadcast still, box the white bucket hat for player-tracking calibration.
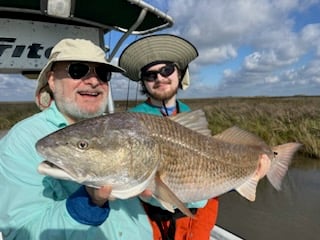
[35,38,124,110]
[118,34,198,90]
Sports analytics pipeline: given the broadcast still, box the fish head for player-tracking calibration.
[36,113,161,197]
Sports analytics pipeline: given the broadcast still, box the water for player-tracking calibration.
[216,157,320,240]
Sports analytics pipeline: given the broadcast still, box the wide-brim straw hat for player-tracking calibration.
[118,34,198,90]
[35,38,124,110]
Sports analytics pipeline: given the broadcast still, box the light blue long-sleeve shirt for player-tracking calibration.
[129,99,191,116]
[0,102,152,240]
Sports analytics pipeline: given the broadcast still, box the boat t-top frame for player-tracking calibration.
[0,0,173,112]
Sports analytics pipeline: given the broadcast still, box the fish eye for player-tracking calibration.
[77,140,89,150]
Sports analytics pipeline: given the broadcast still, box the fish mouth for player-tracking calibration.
[42,161,59,169]
[37,160,78,181]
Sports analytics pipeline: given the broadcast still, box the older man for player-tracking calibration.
[0,38,153,240]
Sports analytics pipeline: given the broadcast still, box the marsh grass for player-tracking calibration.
[187,96,320,159]
[0,102,39,130]
[1,96,319,158]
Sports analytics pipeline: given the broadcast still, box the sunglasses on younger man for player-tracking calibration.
[64,62,112,82]
[141,63,176,82]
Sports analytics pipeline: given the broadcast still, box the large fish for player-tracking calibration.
[36,110,301,217]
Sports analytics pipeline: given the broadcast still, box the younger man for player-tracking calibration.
[119,34,219,240]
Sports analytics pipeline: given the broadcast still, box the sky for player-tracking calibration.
[1,0,320,102]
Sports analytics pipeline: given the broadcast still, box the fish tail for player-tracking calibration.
[267,142,302,190]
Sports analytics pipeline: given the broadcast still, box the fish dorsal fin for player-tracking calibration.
[152,173,194,218]
[169,109,212,136]
[235,175,259,201]
[213,126,266,146]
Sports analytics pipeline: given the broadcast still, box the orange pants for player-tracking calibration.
[144,198,219,240]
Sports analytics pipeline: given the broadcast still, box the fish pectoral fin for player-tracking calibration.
[153,174,195,218]
[235,176,259,201]
[155,199,175,213]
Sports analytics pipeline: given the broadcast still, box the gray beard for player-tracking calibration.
[55,97,107,122]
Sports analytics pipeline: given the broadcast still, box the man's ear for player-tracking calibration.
[177,67,182,80]
[47,71,55,92]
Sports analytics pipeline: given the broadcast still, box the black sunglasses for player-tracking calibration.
[66,62,112,82]
[141,64,176,82]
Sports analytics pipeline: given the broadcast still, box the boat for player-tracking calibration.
[0,1,242,239]
[211,225,243,240]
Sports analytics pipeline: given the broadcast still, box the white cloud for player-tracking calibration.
[301,23,320,42]
[244,50,297,71]
[264,75,279,83]
[300,23,320,55]
[0,74,37,101]
[197,45,237,64]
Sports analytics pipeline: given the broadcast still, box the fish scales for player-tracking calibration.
[36,110,302,216]
[131,113,273,202]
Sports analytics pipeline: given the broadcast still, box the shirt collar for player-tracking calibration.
[44,101,68,128]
